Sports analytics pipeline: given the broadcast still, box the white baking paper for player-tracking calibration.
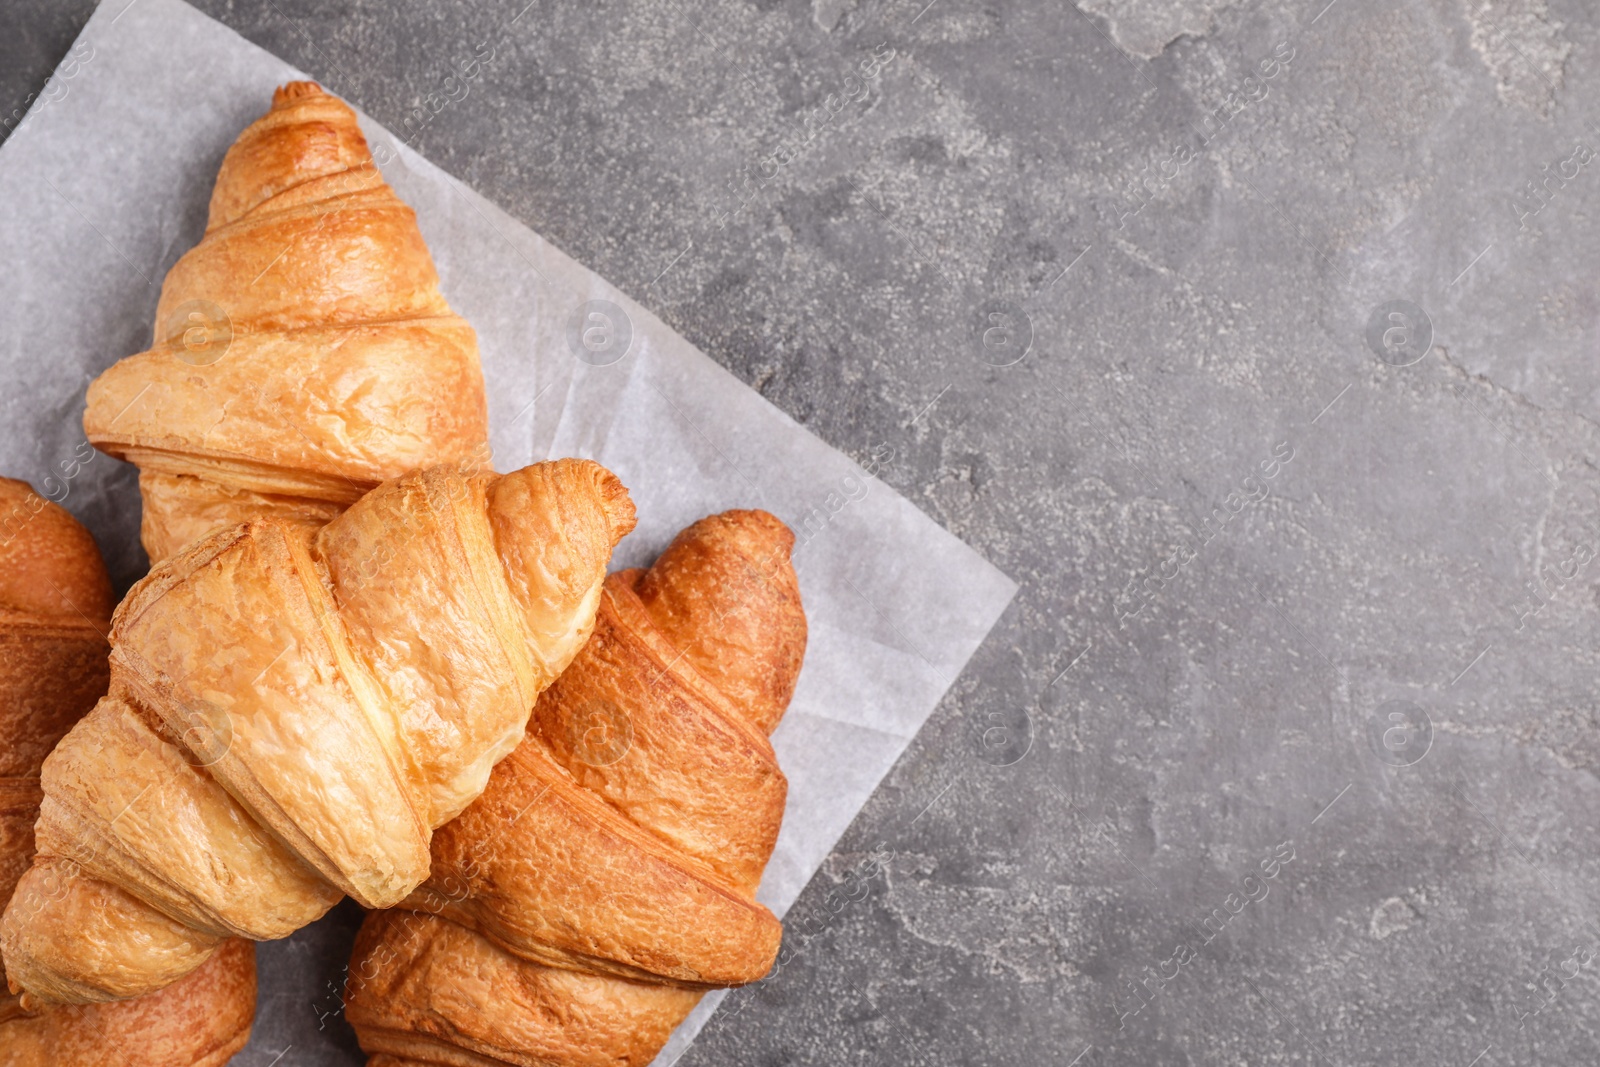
[0,1,1016,1063]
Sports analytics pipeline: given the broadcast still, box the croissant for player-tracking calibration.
[83,81,489,565]
[345,509,806,1066]
[0,478,256,1065]
[0,460,635,1008]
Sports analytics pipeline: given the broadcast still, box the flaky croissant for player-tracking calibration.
[346,509,806,1067]
[0,478,256,1065]
[0,460,635,1009]
[84,81,489,565]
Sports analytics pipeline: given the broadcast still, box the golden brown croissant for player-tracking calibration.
[345,509,806,1067]
[83,81,489,565]
[0,460,635,1009]
[0,478,256,1065]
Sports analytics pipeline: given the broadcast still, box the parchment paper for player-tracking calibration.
[0,1,1016,1062]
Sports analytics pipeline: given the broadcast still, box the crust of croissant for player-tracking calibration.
[135,469,347,566]
[0,938,257,1067]
[0,462,634,1004]
[632,509,804,735]
[0,478,256,1061]
[535,579,784,893]
[348,509,806,1067]
[92,317,483,498]
[5,860,227,1004]
[0,614,110,781]
[404,737,783,988]
[349,910,699,1067]
[0,477,114,916]
[0,478,115,624]
[105,518,435,910]
[32,694,340,940]
[0,476,113,777]
[82,81,488,564]
[0,779,44,942]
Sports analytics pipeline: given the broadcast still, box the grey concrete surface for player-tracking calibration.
[9,0,1600,1064]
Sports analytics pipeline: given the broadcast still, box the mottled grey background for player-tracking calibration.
[9,0,1600,1064]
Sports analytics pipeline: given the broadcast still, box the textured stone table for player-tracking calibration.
[8,1,1600,1064]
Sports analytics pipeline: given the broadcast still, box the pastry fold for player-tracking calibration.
[0,461,635,1006]
[0,477,257,1065]
[347,509,806,1067]
[83,80,489,564]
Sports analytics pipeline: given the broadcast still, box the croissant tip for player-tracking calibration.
[595,466,637,547]
[272,80,326,108]
[700,509,796,563]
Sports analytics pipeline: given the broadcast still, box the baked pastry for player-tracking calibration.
[0,460,635,1007]
[0,942,255,1067]
[0,477,255,1065]
[83,81,489,565]
[345,509,805,1066]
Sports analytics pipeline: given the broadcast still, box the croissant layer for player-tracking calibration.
[351,910,700,1067]
[0,938,257,1067]
[0,462,634,1005]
